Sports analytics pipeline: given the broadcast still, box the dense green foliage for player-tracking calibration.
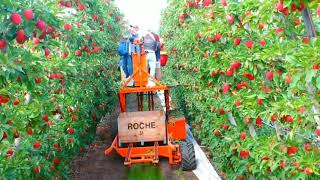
[161,0,320,179]
[0,0,123,178]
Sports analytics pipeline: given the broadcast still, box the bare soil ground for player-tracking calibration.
[71,94,197,180]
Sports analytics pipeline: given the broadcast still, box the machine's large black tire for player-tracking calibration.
[181,141,196,171]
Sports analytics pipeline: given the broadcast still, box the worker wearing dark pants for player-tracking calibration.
[144,31,157,87]
[151,32,161,80]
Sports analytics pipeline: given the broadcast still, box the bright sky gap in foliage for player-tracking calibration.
[114,0,167,32]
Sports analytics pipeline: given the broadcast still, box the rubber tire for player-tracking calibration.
[181,141,196,171]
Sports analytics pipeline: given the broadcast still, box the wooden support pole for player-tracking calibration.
[302,7,320,128]
[302,8,317,38]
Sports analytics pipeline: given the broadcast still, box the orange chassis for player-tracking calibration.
[104,118,186,165]
[105,42,186,166]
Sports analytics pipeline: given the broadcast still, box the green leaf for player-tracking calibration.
[290,74,301,88]
[316,76,320,89]
[0,129,3,139]
[305,70,317,84]
[0,53,9,64]
[16,65,25,73]
[284,0,292,8]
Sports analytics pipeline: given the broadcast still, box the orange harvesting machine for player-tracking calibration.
[104,40,196,170]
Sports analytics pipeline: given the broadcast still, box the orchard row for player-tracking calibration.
[0,0,123,178]
[161,0,320,179]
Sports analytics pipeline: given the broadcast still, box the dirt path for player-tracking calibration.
[71,94,197,180]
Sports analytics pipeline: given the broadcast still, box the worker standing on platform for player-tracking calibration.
[118,35,132,81]
[143,31,157,86]
[128,25,141,53]
[122,25,141,86]
[151,32,161,80]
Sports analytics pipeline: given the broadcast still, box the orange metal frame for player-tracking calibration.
[105,118,187,166]
[105,40,186,166]
[105,135,182,166]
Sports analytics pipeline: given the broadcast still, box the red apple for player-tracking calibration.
[256,117,262,124]
[11,13,22,25]
[206,11,214,19]
[245,40,253,49]
[33,140,41,149]
[304,167,313,176]
[275,28,284,34]
[45,48,51,57]
[226,14,234,24]
[47,26,55,33]
[214,33,221,41]
[239,150,249,158]
[33,37,40,45]
[23,9,33,20]
[239,132,247,140]
[179,14,185,23]
[279,160,286,169]
[78,3,85,11]
[222,83,230,94]
[16,29,27,44]
[67,138,73,144]
[260,39,266,47]
[67,127,74,134]
[65,1,72,7]
[276,1,284,11]
[266,71,274,80]
[234,38,241,46]
[64,23,72,30]
[0,39,7,49]
[27,128,33,135]
[258,22,264,30]
[75,50,82,56]
[55,73,63,79]
[213,130,221,136]
[2,132,8,139]
[226,69,233,77]
[13,98,20,105]
[294,19,300,26]
[93,14,98,20]
[285,75,292,84]
[53,142,59,148]
[34,166,40,174]
[50,166,55,171]
[315,129,320,136]
[243,117,250,124]
[53,158,60,165]
[220,0,227,7]
[302,37,310,44]
[202,0,211,7]
[235,100,241,107]
[6,149,14,156]
[36,20,46,30]
[42,114,49,122]
[304,143,312,152]
[222,124,229,130]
